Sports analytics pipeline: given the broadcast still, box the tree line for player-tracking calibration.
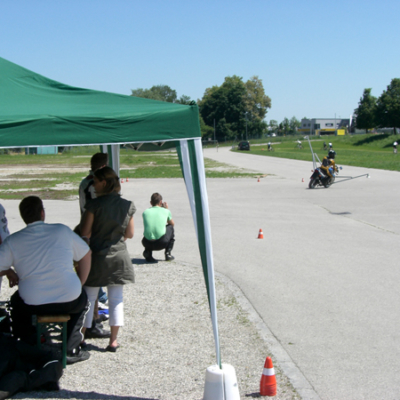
[132,80,307,140]
[131,76,275,140]
[355,78,400,134]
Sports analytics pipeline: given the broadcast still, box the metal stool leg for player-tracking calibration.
[62,321,67,368]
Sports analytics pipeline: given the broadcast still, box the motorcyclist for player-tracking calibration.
[320,150,338,182]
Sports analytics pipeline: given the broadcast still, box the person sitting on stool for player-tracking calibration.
[142,193,175,263]
[0,196,91,364]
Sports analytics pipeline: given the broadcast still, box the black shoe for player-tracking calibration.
[165,253,175,261]
[26,360,63,391]
[96,314,109,323]
[85,325,111,339]
[66,349,90,364]
[143,250,158,263]
[105,344,120,353]
[40,381,60,391]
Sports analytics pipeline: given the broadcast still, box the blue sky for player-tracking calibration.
[1,0,399,123]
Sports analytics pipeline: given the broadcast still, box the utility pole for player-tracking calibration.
[213,119,216,142]
[245,112,248,141]
[334,113,336,136]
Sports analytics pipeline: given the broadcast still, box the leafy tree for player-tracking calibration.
[199,115,214,138]
[376,78,400,134]
[131,85,177,103]
[269,120,278,131]
[282,117,290,135]
[277,122,283,136]
[354,88,377,133]
[198,75,271,140]
[243,76,271,135]
[198,76,246,140]
[175,94,192,105]
[289,116,301,133]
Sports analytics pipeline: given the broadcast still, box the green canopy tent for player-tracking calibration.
[0,57,222,368]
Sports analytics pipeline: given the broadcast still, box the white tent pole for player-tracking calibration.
[179,140,198,236]
[193,138,220,366]
[178,139,221,367]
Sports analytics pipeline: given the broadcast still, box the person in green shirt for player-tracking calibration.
[142,193,175,263]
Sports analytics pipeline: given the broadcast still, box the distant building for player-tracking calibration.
[298,118,350,136]
[25,146,58,155]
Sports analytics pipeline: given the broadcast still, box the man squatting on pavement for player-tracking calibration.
[78,152,110,340]
[0,196,92,364]
[142,193,175,263]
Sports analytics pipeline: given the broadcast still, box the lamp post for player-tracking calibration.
[245,112,248,141]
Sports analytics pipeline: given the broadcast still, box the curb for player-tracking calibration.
[215,271,322,400]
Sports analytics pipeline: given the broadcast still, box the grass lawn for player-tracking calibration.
[0,146,261,200]
[1,134,398,200]
[233,133,400,171]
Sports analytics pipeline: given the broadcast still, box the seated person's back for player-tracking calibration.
[2,222,83,305]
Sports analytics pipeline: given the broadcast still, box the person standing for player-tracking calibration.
[79,152,108,215]
[80,167,136,352]
[142,193,175,263]
[78,152,110,339]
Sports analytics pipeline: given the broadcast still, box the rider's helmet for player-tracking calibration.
[328,150,336,159]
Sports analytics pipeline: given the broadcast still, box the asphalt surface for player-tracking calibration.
[200,146,400,399]
[2,145,400,399]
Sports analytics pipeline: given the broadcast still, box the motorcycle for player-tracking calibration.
[309,167,338,189]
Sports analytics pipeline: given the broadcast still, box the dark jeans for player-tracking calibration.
[142,225,175,254]
[10,290,88,353]
[0,333,63,399]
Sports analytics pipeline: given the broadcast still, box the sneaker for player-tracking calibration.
[85,323,111,339]
[66,349,90,364]
[98,302,108,310]
[165,253,175,261]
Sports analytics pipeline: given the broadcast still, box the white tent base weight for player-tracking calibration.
[203,364,240,400]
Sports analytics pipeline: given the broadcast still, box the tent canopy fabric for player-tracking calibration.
[0,57,201,148]
[0,57,222,367]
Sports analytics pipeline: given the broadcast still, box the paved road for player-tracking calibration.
[200,147,400,399]
[2,146,400,399]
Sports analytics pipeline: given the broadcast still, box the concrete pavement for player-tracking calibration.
[201,146,400,399]
[2,145,400,399]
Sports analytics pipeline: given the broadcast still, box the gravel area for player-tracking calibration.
[1,260,300,400]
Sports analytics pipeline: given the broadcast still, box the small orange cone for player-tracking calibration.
[126,177,129,182]
[302,178,304,182]
[260,356,277,396]
[258,229,264,239]
[121,178,124,183]
[258,178,260,183]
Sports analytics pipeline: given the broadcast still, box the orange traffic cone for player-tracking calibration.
[258,229,264,239]
[126,177,129,182]
[302,178,304,182]
[258,178,260,183]
[260,356,277,396]
[121,178,124,183]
